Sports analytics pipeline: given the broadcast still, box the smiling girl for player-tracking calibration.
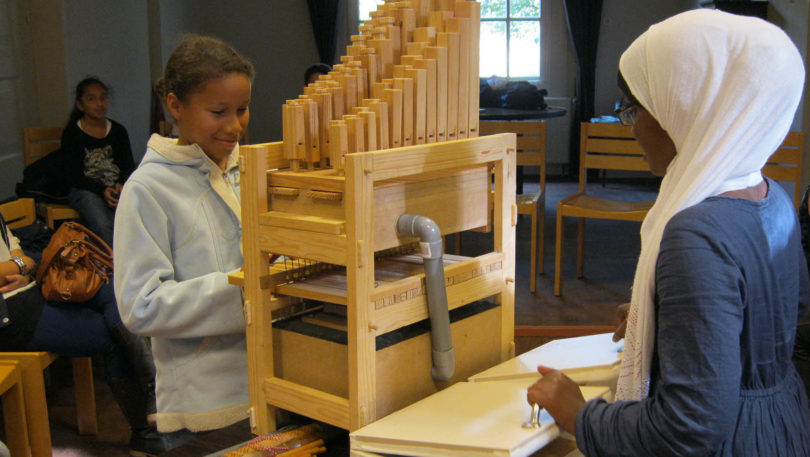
[113,35,254,435]
[62,77,135,246]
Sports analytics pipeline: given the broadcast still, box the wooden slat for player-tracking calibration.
[240,142,288,171]
[374,266,505,335]
[267,170,345,193]
[260,211,346,235]
[365,134,511,182]
[584,154,649,172]
[258,227,347,265]
[264,377,350,429]
[583,122,635,139]
[23,126,62,165]
[583,138,644,155]
[0,198,36,228]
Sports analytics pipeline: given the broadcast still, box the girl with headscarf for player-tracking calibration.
[527,9,810,456]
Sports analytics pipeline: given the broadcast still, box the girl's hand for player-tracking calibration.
[526,366,585,434]
[104,184,122,207]
[613,302,630,342]
[0,274,31,294]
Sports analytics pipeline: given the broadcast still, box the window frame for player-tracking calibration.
[480,0,543,82]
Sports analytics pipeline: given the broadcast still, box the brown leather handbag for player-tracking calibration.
[36,221,113,302]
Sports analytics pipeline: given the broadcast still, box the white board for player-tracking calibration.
[469,333,623,387]
[350,379,609,457]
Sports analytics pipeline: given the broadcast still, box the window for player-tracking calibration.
[359,0,384,23]
[481,0,541,79]
[356,0,542,80]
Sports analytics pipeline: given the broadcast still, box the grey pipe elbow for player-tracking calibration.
[396,214,455,382]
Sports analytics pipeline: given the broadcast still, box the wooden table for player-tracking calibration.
[479,107,567,121]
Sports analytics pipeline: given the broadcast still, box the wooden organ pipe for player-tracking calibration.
[281,0,481,171]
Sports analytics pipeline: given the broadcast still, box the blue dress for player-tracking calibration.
[575,179,810,456]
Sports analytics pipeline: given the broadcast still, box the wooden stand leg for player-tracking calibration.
[72,357,98,435]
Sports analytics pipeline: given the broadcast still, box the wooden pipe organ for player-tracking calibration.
[236,0,517,435]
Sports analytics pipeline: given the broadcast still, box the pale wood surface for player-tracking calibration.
[469,333,622,384]
[0,198,36,228]
[350,380,608,457]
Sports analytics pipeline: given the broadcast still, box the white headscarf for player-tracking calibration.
[615,9,805,401]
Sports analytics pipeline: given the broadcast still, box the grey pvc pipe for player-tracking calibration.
[396,214,455,381]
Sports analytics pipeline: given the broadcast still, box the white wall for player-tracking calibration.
[594,0,695,117]
[194,0,320,144]
[62,1,152,163]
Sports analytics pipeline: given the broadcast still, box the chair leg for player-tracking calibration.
[538,199,545,276]
[529,205,538,293]
[554,207,564,297]
[576,217,585,278]
[72,357,98,435]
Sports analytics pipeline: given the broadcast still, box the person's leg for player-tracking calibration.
[87,283,157,422]
[67,188,115,246]
[26,300,191,456]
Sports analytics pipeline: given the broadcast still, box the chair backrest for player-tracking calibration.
[480,120,546,192]
[579,122,648,192]
[762,131,803,209]
[0,198,36,229]
[23,126,63,166]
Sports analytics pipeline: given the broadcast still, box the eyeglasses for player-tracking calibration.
[615,101,638,126]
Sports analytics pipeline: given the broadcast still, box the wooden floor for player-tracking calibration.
[4,177,658,456]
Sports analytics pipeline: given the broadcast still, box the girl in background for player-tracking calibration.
[114,35,254,434]
[62,77,135,246]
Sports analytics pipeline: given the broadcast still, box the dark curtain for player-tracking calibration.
[563,0,603,175]
[307,0,341,65]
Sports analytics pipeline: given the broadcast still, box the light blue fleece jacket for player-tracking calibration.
[113,134,248,432]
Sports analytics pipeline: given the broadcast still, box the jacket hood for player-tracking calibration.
[144,134,240,174]
[142,134,242,224]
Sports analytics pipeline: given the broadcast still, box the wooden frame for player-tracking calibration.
[554,122,653,296]
[22,126,81,228]
[238,132,516,433]
[763,131,804,209]
[480,120,546,293]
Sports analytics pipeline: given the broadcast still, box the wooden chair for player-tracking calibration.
[554,122,653,296]
[480,120,546,292]
[763,131,804,209]
[22,126,80,229]
[0,361,28,457]
[0,198,98,457]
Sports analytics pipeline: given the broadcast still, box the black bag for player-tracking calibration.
[479,80,548,110]
[500,81,547,110]
[16,148,71,204]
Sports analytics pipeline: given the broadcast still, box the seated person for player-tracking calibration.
[0,210,189,456]
[61,77,136,246]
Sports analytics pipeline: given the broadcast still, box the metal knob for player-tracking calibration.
[522,403,542,429]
